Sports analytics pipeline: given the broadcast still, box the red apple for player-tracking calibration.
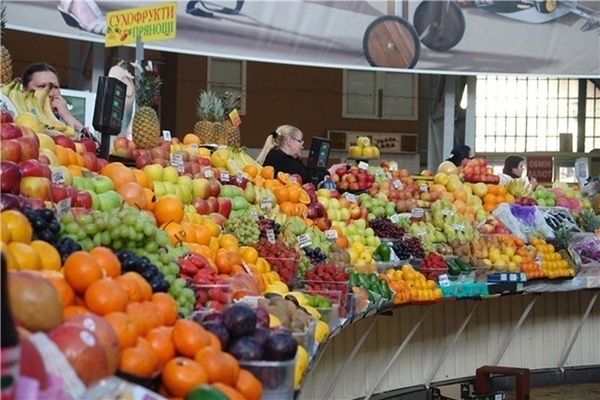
[158,140,171,153]
[349,182,360,191]
[217,197,232,218]
[79,138,97,153]
[16,136,39,161]
[17,329,49,390]
[0,161,22,194]
[315,217,332,231]
[38,153,51,166]
[51,183,77,204]
[349,206,362,219]
[329,189,340,199]
[135,153,152,170]
[82,152,99,172]
[338,181,349,191]
[48,324,110,386]
[150,147,169,160]
[151,158,169,168]
[131,148,140,159]
[53,134,76,151]
[307,202,325,219]
[192,197,210,214]
[0,139,22,162]
[113,137,130,150]
[209,212,227,226]
[335,167,347,177]
[114,147,133,159]
[97,158,109,171]
[207,196,219,213]
[74,190,93,208]
[0,110,14,123]
[19,159,51,179]
[209,179,221,197]
[0,122,23,140]
[20,176,52,201]
[197,157,211,167]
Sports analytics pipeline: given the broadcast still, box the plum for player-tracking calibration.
[223,304,256,338]
[254,306,270,329]
[228,336,264,361]
[264,332,298,361]
[252,327,271,346]
[202,321,230,350]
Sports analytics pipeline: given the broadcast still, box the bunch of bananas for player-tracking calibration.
[1,80,74,136]
[229,146,262,171]
[506,177,533,198]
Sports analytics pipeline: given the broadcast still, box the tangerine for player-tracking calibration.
[155,196,184,225]
[85,278,129,315]
[63,251,103,294]
[146,327,176,367]
[104,311,139,350]
[151,292,179,326]
[62,305,89,321]
[119,338,159,377]
[162,357,209,398]
[46,275,76,308]
[194,346,240,385]
[235,368,263,400]
[261,165,274,179]
[115,275,143,303]
[172,319,210,358]
[89,246,121,278]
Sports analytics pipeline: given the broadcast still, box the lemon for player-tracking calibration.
[30,240,62,271]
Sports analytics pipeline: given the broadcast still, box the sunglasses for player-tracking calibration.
[290,137,304,145]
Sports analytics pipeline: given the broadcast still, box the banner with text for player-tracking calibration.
[105,3,176,47]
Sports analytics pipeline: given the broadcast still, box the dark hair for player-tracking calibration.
[447,145,472,166]
[503,155,524,178]
[21,63,58,89]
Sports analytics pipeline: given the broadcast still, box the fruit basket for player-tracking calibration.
[239,357,296,400]
[291,317,317,354]
[300,280,349,312]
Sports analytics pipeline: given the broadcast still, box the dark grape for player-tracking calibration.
[370,216,406,239]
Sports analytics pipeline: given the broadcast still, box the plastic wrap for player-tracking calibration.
[492,203,555,241]
[569,232,600,271]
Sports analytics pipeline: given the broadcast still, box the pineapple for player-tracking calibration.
[222,91,242,147]
[193,91,225,145]
[594,192,600,215]
[1,2,13,85]
[553,226,577,272]
[132,73,162,150]
[578,209,600,232]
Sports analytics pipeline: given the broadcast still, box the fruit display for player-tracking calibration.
[2,85,599,400]
[347,136,380,159]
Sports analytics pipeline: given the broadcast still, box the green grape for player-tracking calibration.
[107,216,120,229]
[65,222,80,235]
[76,214,93,226]
[145,241,159,254]
[83,223,98,236]
[60,211,75,224]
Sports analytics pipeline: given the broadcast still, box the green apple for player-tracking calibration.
[180,185,193,204]
[365,227,375,237]
[353,219,367,230]
[163,181,176,195]
[173,185,184,202]
[316,188,331,199]
[366,236,380,247]
[72,176,87,191]
[163,166,179,184]
[329,198,340,210]
[340,208,350,221]
[85,190,100,210]
[317,197,330,209]
[232,196,250,210]
[91,176,114,194]
[153,181,166,198]
[178,175,193,187]
[143,164,164,182]
[327,208,337,221]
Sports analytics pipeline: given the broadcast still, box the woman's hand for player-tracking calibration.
[327,163,347,176]
[529,176,538,190]
[51,94,81,130]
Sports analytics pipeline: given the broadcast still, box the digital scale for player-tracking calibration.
[93,76,126,159]
[307,137,332,185]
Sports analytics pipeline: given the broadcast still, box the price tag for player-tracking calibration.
[392,179,402,189]
[162,130,172,141]
[375,169,384,176]
[221,171,230,183]
[402,233,413,240]
[500,273,508,281]
[236,296,260,307]
[438,274,450,287]
[477,220,485,229]
[411,208,424,218]
[416,228,427,236]
[390,214,400,223]
[55,198,71,219]
[289,175,297,183]
[389,249,400,262]
[452,224,466,232]
[297,233,312,248]
[389,163,398,171]
[358,161,369,170]
[441,209,454,216]
[51,169,65,184]
[420,183,429,193]
[203,166,213,178]
[229,109,242,128]
[170,153,184,173]
[509,273,518,282]
[236,172,243,181]
[386,172,393,180]
[261,196,272,210]
[249,210,258,220]
[267,229,276,243]
[344,192,357,203]
[325,230,338,240]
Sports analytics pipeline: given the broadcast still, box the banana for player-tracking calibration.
[226,158,243,175]
[34,86,68,132]
[6,82,30,114]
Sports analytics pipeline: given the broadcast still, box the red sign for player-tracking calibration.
[526,156,553,183]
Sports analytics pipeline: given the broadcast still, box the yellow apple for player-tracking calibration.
[356,136,371,148]
[348,145,363,158]
[36,133,56,152]
[434,172,450,186]
[14,112,43,133]
[362,146,380,158]
[210,149,230,168]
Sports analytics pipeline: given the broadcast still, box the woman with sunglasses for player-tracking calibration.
[256,125,345,184]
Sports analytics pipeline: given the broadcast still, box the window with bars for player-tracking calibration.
[473,77,600,153]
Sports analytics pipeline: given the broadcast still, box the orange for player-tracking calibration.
[1,209,33,243]
[280,201,295,216]
[298,189,311,204]
[261,165,274,179]
[212,383,246,400]
[453,188,468,202]
[103,164,137,191]
[487,184,499,196]
[215,248,242,275]
[89,246,121,278]
[272,186,290,204]
[155,196,184,225]
[192,224,211,246]
[160,221,185,246]
[55,145,69,165]
[104,311,139,350]
[62,305,89,321]
[243,164,259,178]
[63,251,103,294]
[144,188,157,211]
[46,275,76,308]
[162,357,209,398]
[252,176,265,187]
[151,292,179,326]
[235,368,263,400]
[67,165,83,177]
[180,222,197,244]
[497,185,507,196]
[146,327,176,367]
[483,193,497,205]
[172,319,210,358]
[115,275,144,303]
[183,133,201,145]
[240,246,259,264]
[132,168,153,189]
[85,278,129,315]
[194,346,240,386]
[119,337,159,377]
[287,186,300,203]
[8,242,41,270]
[264,179,282,190]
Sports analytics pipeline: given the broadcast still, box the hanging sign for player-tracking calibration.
[106,2,177,47]
[526,156,553,183]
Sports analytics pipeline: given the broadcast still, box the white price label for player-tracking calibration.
[392,179,402,189]
[190,143,199,154]
[297,233,312,248]
[325,230,338,240]
[267,229,276,243]
[438,274,450,287]
[249,210,258,220]
[386,172,393,180]
[51,169,65,184]
[289,175,297,183]
[390,214,400,223]
[236,172,243,181]
[170,153,184,173]
[509,273,518,282]
[441,209,454,216]
[203,166,213,178]
[56,198,71,219]
[452,224,466,232]
[261,196,272,210]
[500,273,508,281]
[375,169,384,176]
[411,208,424,218]
[389,163,398,171]
[420,183,429,193]
[344,192,357,203]
[221,171,230,182]
[416,228,427,236]
[358,161,369,170]
[477,220,485,229]
[402,233,413,240]
[162,130,172,141]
